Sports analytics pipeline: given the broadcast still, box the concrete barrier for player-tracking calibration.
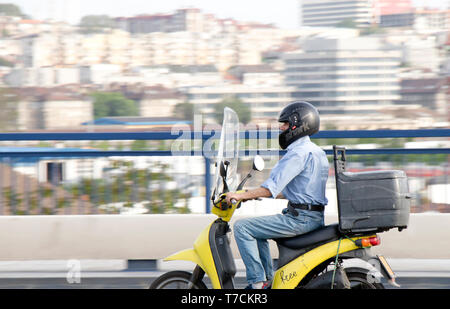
[0,213,448,261]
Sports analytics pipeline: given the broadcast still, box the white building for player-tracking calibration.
[79,64,122,85]
[16,90,93,131]
[185,74,295,124]
[414,8,450,31]
[4,67,79,87]
[386,33,443,74]
[299,0,374,27]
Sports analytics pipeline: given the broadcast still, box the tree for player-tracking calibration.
[360,26,386,36]
[173,102,194,120]
[0,4,24,17]
[91,92,138,118]
[214,96,251,125]
[0,57,14,67]
[336,19,357,28]
[79,15,115,34]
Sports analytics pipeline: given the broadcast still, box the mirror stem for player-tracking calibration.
[237,173,252,191]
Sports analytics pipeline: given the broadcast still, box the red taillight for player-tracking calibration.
[356,235,381,247]
[370,235,381,246]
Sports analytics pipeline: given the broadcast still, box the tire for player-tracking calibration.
[149,271,208,289]
[346,271,385,289]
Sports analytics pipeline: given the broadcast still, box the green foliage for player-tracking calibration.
[335,19,357,28]
[91,92,138,118]
[0,3,24,17]
[0,57,14,67]
[173,102,194,121]
[131,140,148,150]
[360,26,386,36]
[79,15,115,34]
[214,96,251,125]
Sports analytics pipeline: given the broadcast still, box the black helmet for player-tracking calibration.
[278,101,320,149]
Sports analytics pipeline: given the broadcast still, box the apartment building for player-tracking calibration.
[414,8,450,30]
[15,87,93,131]
[5,67,79,87]
[397,77,449,121]
[374,0,414,27]
[186,84,295,124]
[185,68,294,124]
[116,8,206,34]
[300,0,374,27]
[283,36,403,128]
[299,0,422,28]
[139,89,185,119]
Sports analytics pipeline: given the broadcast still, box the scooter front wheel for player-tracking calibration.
[149,271,208,289]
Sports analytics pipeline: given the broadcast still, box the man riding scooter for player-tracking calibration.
[225,101,329,289]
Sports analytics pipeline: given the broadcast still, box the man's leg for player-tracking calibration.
[234,211,324,286]
[233,214,301,284]
[257,238,273,281]
[233,218,267,284]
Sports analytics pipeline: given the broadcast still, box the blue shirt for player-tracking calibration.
[261,136,329,206]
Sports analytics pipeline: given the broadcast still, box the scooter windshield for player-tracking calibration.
[212,107,240,201]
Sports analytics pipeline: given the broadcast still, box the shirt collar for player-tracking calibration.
[286,135,310,150]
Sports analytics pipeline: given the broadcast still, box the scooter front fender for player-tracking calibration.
[163,227,223,289]
[164,248,222,289]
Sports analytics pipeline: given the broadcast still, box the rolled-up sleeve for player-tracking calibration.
[261,151,307,198]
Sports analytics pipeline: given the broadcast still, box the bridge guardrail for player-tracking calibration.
[0,129,447,215]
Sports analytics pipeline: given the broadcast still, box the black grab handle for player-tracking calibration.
[333,145,346,174]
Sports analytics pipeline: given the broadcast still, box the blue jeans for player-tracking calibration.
[233,208,324,284]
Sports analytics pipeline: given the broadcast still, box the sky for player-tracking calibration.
[1,0,449,29]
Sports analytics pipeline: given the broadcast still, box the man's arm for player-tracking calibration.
[225,187,272,205]
[276,192,285,199]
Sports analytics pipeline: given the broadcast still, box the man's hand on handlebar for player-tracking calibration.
[225,187,272,206]
[224,192,242,205]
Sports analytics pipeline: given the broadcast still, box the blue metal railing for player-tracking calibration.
[0,129,448,215]
[0,128,448,140]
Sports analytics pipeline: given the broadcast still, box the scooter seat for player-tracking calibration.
[273,223,341,250]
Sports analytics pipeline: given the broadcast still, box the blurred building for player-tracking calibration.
[396,77,449,123]
[115,8,274,35]
[116,8,209,34]
[299,0,374,27]
[374,0,415,27]
[283,36,405,129]
[138,88,185,119]
[385,32,443,75]
[14,87,93,130]
[186,66,294,124]
[299,0,450,29]
[4,67,79,87]
[80,64,122,85]
[414,8,450,31]
[186,84,295,124]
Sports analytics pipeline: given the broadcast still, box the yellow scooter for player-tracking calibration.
[150,151,405,289]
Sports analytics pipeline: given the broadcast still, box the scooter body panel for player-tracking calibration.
[164,221,223,289]
[272,237,365,289]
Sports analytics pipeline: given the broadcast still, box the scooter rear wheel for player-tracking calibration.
[149,271,208,289]
[346,271,385,289]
